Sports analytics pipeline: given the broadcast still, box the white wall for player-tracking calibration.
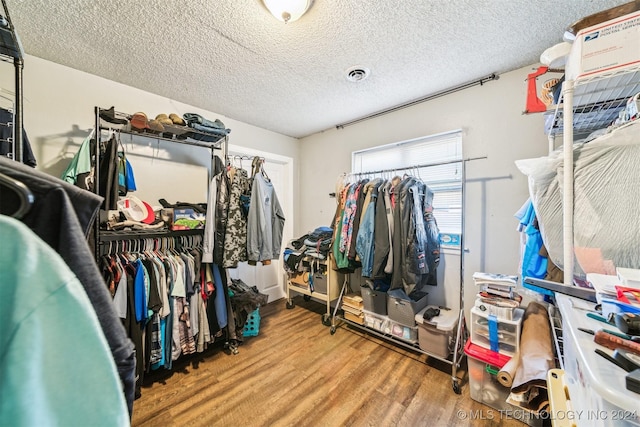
[1,55,299,211]
[297,65,550,316]
[4,55,551,315]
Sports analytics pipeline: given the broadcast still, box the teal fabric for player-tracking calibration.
[61,135,93,184]
[0,216,129,426]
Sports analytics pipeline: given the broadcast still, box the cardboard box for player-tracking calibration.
[172,208,205,230]
[566,11,640,80]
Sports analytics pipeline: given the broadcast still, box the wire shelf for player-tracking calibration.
[549,303,564,370]
[0,5,22,60]
[544,67,640,138]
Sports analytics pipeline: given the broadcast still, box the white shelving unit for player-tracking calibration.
[545,69,640,139]
[558,64,640,287]
[285,254,343,325]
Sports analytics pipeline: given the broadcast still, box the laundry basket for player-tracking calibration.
[243,308,261,337]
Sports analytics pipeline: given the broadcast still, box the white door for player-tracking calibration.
[226,151,293,303]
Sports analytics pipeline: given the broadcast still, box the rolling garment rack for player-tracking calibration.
[93,105,228,259]
[330,156,486,394]
[0,0,24,163]
[92,107,244,357]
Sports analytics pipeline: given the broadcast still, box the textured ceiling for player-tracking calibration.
[5,0,631,138]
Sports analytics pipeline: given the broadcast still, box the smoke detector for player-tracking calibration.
[346,66,370,82]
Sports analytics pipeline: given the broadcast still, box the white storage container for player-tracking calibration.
[470,306,523,357]
[556,293,640,427]
[363,310,389,333]
[388,319,418,344]
[414,306,458,359]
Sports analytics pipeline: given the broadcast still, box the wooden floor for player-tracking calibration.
[132,297,525,427]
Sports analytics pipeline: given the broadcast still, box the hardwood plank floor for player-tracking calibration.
[132,297,527,427]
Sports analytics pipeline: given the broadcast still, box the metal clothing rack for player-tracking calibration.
[92,106,240,355]
[329,155,486,394]
[0,0,24,163]
[93,106,228,259]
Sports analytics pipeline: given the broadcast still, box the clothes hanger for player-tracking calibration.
[0,172,34,219]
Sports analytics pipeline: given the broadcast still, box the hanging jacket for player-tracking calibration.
[61,134,93,188]
[202,156,224,263]
[332,185,351,271]
[247,172,285,261]
[355,180,381,277]
[391,177,418,294]
[222,167,250,268]
[213,160,230,265]
[422,182,440,286]
[372,180,390,278]
[383,181,395,274]
[348,179,368,261]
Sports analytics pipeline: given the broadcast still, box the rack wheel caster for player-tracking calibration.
[303,295,311,302]
[286,301,294,309]
[330,326,336,335]
[452,380,461,394]
[322,314,331,327]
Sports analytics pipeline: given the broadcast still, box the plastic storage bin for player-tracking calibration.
[415,305,458,358]
[389,320,418,344]
[363,310,389,333]
[470,306,523,357]
[387,289,429,326]
[361,286,387,315]
[311,270,328,294]
[556,293,640,427]
[465,340,542,426]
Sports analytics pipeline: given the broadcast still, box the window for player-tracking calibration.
[351,130,462,247]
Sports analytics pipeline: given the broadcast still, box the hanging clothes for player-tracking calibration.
[355,179,383,277]
[222,166,251,268]
[247,168,285,262]
[99,235,217,401]
[371,180,391,278]
[0,155,136,416]
[0,215,129,426]
[515,198,547,280]
[214,159,230,265]
[0,107,36,167]
[202,155,225,263]
[333,172,441,295]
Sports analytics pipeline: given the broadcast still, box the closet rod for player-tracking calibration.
[348,155,487,176]
[98,228,204,242]
[227,154,264,161]
[335,73,499,129]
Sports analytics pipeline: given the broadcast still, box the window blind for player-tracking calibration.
[352,130,463,238]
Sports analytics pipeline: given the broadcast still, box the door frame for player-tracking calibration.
[226,144,294,302]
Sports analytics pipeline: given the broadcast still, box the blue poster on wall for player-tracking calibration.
[439,233,461,248]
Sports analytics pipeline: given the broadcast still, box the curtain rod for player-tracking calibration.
[335,73,499,130]
[348,156,487,177]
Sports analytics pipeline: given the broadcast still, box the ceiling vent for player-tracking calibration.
[346,66,370,82]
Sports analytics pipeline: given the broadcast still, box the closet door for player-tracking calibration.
[228,159,291,303]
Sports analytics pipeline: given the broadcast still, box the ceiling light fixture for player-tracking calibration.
[263,0,312,23]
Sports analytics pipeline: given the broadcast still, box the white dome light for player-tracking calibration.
[263,0,312,23]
